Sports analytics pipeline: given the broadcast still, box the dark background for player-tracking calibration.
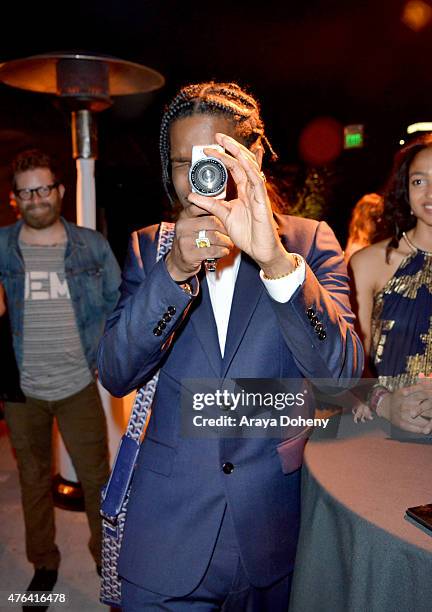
[0,0,431,264]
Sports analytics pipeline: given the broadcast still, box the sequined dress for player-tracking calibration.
[371,233,432,391]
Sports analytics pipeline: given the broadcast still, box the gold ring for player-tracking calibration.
[260,171,267,183]
[196,229,210,249]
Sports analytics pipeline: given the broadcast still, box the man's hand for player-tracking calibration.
[377,380,432,434]
[165,205,234,282]
[186,133,297,278]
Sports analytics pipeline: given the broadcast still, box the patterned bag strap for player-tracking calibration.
[124,221,175,442]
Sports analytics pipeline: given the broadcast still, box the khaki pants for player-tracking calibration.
[5,382,110,570]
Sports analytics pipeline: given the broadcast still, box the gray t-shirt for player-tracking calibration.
[20,241,92,400]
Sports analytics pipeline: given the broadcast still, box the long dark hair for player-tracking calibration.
[383,133,432,259]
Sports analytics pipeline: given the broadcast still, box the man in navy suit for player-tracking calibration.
[97,82,363,611]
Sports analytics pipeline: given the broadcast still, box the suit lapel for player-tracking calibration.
[190,272,223,377]
[222,253,264,376]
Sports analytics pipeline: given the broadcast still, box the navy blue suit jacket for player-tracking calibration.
[98,214,363,596]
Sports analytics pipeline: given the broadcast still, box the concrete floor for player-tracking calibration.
[0,419,109,612]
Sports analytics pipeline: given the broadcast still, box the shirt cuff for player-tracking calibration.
[260,254,306,303]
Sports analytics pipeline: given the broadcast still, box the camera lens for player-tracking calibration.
[189,157,227,196]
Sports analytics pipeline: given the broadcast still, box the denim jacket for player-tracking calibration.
[0,217,121,374]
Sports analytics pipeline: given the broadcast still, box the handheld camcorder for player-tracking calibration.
[189,144,227,198]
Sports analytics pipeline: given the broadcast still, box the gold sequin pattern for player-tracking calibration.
[371,251,432,390]
[383,253,432,300]
[371,289,395,365]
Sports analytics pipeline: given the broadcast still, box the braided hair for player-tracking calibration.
[159,81,276,206]
[383,133,432,261]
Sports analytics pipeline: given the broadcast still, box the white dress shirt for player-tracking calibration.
[205,250,306,356]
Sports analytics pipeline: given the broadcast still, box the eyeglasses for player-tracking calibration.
[15,183,59,201]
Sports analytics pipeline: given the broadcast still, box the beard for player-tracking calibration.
[20,199,61,229]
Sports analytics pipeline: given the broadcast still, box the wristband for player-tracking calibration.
[368,385,389,413]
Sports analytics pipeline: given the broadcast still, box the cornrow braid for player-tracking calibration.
[159,81,277,206]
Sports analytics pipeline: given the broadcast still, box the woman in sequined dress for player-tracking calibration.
[349,134,432,433]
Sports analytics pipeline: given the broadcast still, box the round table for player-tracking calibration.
[289,414,432,612]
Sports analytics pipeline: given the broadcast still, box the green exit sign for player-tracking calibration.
[344,125,364,149]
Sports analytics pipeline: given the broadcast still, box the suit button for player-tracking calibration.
[222,462,234,474]
[153,327,162,336]
[307,307,315,319]
[162,313,172,323]
[318,330,327,340]
[167,306,176,315]
[157,320,167,330]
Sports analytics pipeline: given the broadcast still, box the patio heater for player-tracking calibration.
[0,52,164,508]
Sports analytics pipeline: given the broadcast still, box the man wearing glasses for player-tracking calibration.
[0,149,121,600]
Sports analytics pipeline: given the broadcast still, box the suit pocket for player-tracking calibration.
[138,437,176,477]
[276,426,313,474]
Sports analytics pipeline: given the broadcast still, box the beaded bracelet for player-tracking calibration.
[262,254,303,280]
